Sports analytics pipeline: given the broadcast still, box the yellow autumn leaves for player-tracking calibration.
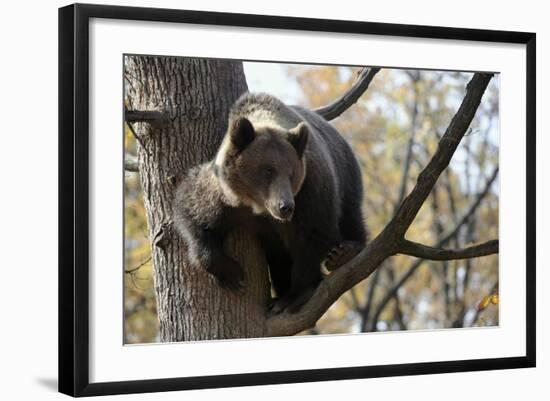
[477,293,499,312]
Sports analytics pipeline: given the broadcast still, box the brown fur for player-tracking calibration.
[173,92,367,311]
[219,121,307,220]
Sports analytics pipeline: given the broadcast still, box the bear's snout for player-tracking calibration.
[266,197,294,222]
[278,200,295,220]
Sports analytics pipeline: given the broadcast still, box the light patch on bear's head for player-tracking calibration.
[213,136,231,172]
[246,110,283,129]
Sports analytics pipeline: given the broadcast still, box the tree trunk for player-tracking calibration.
[125,56,270,341]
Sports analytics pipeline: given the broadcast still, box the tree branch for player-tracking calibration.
[265,72,494,337]
[369,71,421,330]
[385,73,494,238]
[125,256,152,274]
[440,165,499,244]
[125,109,169,123]
[125,120,146,149]
[124,107,170,150]
[313,67,381,120]
[369,166,499,330]
[398,239,499,260]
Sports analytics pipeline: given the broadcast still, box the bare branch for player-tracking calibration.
[265,73,494,337]
[371,72,421,330]
[313,67,381,120]
[360,269,381,330]
[125,120,146,149]
[369,166,499,330]
[398,239,499,260]
[124,107,170,150]
[386,73,494,238]
[396,72,421,204]
[441,165,498,244]
[125,256,152,274]
[125,109,169,123]
[265,238,389,337]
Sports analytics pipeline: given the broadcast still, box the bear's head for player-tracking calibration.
[215,117,309,222]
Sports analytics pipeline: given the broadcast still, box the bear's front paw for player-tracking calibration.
[214,256,244,291]
[324,240,363,272]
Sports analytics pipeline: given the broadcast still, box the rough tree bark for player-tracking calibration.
[125,56,271,341]
[125,59,497,341]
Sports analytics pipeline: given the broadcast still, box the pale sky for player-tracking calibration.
[243,61,303,104]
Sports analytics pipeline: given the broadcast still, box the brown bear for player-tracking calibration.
[172,92,367,314]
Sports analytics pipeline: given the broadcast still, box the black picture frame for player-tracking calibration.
[58,3,536,397]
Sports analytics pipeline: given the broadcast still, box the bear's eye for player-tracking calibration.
[263,166,274,180]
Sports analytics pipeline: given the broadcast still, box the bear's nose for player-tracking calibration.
[279,200,294,217]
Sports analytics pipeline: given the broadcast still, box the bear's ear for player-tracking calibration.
[288,122,309,158]
[229,117,255,153]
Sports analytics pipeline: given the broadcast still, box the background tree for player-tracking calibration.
[124,57,498,342]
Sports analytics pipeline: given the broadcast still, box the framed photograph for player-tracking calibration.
[58,3,536,397]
